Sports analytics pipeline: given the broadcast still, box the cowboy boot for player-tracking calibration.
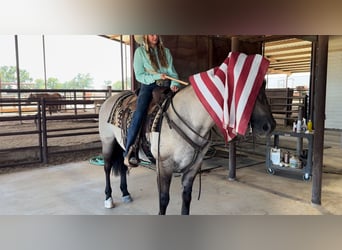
[124,146,139,167]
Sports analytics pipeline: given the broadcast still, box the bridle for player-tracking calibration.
[163,97,211,167]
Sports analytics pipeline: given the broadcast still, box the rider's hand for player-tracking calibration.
[171,85,179,92]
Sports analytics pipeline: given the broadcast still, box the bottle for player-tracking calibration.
[296,119,302,133]
[289,155,298,168]
[284,151,290,164]
[307,119,313,132]
[302,118,307,132]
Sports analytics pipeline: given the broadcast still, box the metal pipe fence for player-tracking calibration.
[0,88,116,168]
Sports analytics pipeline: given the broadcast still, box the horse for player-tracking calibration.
[27,93,63,115]
[98,81,276,215]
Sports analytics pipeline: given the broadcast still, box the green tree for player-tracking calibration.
[34,77,63,89]
[0,66,33,89]
[110,78,131,90]
[20,69,33,83]
[66,73,93,89]
[0,65,33,83]
[47,77,60,89]
[34,78,45,89]
[0,66,17,82]
[112,80,124,90]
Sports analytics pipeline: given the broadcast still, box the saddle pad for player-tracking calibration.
[108,90,169,133]
[108,91,136,129]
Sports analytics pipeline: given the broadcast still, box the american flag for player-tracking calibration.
[189,52,270,142]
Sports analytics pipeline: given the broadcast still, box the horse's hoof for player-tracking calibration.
[122,195,133,203]
[104,197,115,208]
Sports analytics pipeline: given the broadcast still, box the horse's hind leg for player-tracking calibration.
[103,140,115,208]
[103,139,132,208]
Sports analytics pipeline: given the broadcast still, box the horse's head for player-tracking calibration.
[250,80,276,136]
[27,93,35,103]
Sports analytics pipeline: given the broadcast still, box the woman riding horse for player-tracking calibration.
[124,35,181,167]
[99,52,276,215]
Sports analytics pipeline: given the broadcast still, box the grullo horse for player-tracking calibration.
[99,81,276,215]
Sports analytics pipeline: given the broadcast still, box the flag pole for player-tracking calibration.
[164,76,189,85]
[147,70,189,85]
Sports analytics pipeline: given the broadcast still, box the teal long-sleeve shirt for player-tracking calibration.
[133,45,180,87]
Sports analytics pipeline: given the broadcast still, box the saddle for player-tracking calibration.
[108,87,173,163]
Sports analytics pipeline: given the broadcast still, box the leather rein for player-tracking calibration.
[163,98,211,159]
[160,96,211,200]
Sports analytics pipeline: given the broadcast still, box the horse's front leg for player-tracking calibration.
[48,105,52,115]
[157,167,173,215]
[181,169,198,215]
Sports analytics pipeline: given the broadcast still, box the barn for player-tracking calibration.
[0,34,342,217]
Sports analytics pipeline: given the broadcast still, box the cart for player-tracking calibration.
[266,130,314,181]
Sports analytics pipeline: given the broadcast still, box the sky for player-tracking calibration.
[0,35,130,89]
[266,72,310,89]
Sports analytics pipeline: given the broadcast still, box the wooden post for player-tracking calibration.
[311,35,329,205]
[228,36,239,181]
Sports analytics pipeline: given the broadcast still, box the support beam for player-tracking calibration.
[130,35,137,91]
[228,36,239,181]
[311,35,329,205]
[14,35,22,121]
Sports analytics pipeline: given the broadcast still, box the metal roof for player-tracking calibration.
[264,37,312,75]
[104,35,313,75]
[225,35,313,75]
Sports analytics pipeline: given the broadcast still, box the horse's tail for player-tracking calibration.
[111,140,126,177]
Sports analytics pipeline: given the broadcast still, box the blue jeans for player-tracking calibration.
[124,83,157,157]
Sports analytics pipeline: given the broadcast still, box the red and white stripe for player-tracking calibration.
[189,52,269,142]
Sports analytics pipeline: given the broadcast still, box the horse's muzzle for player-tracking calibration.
[262,119,276,134]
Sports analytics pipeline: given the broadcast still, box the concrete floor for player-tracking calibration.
[1,139,342,215]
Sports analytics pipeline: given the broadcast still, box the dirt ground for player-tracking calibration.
[0,118,99,148]
[0,118,102,174]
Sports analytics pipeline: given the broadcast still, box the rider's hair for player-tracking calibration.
[143,35,168,71]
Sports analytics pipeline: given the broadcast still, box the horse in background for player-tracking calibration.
[27,93,63,115]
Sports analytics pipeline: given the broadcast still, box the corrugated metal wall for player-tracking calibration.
[326,35,342,129]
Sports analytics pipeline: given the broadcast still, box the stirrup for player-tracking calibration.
[124,146,139,167]
[124,156,139,167]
